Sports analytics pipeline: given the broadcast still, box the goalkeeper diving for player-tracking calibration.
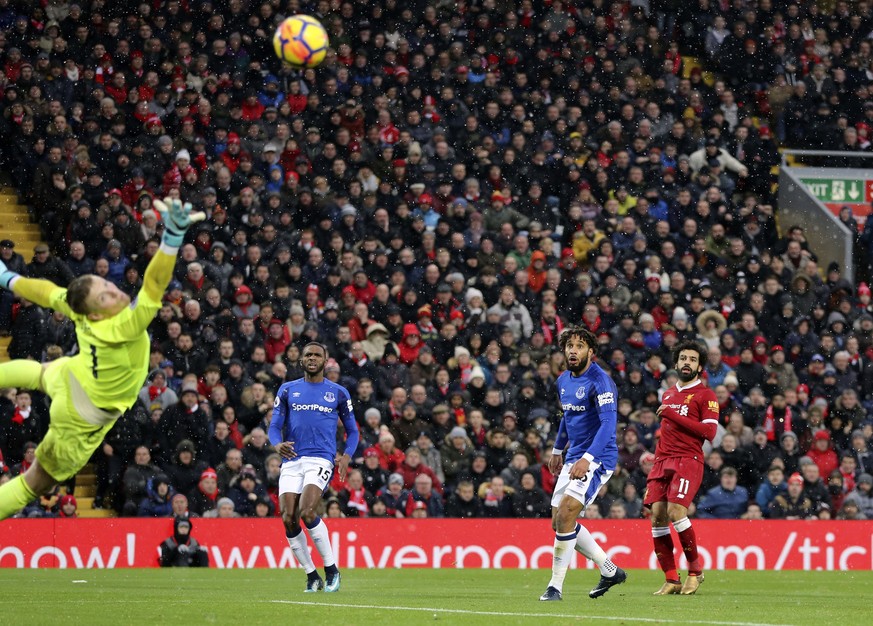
[0,198,204,519]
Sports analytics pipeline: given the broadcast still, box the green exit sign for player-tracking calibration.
[799,177,867,203]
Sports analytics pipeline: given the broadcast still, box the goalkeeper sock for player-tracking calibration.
[547,526,578,592]
[674,517,702,575]
[286,527,316,575]
[0,475,37,520]
[305,516,336,569]
[0,359,43,391]
[652,526,679,582]
[573,522,617,576]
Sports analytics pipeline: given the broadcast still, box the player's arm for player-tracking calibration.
[581,380,619,465]
[141,198,206,303]
[660,391,719,441]
[268,385,295,460]
[552,416,568,455]
[0,262,74,315]
[336,388,360,481]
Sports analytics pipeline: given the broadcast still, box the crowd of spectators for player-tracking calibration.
[1,0,873,522]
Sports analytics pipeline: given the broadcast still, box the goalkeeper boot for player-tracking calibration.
[305,572,324,593]
[680,572,704,595]
[589,567,627,599]
[539,586,562,601]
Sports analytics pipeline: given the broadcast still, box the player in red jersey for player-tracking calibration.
[645,340,719,596]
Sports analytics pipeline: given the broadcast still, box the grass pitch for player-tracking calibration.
[2,568,866,625]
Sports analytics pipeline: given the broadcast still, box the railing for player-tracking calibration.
[780,149,873,166]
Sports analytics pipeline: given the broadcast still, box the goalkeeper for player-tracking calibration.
[0,198,204,519]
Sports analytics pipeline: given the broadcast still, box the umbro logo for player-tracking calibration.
[292,392,301,397]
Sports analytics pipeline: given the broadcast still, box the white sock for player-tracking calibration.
[306,517,336,568]
[286,529,316,574]
[673,517,692,533]
[574,522,617,577]
[548,527,578,592]
[652,526,672,537]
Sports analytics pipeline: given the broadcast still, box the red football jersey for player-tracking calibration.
[655,380,719,462]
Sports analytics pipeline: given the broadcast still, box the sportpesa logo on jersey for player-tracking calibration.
[561,402,586,412]
[291,403,334,413]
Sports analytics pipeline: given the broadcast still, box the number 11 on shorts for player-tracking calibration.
[677,478,690,498]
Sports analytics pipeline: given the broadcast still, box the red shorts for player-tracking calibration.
[644,456,704,506]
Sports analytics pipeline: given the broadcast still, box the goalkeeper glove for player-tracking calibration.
[153,197,206,247]
[0,258,19,291]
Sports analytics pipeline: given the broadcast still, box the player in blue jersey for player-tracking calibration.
[540,326,627,601]
[269,341,359,593]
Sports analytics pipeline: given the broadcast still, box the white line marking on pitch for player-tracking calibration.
[269,600,794,626]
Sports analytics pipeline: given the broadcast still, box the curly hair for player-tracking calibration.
[558,325,598,355]
[671,340,707,369]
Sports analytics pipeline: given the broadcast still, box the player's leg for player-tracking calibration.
[279,463,322,592]
[649,500,682,594]
[670,459,706,595]
[0,359,111,519]
[0,358,45,391]
[298,460,340,591]
[540,494,585,600]
[0,458,57,519]
[646,461,683,594]
[0,361,51,518]
[550,464,571,531]
[566,466,626,599]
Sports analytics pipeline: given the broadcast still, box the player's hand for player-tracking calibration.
[0,258,20,291]
[569,457,590,480]
[335,453,351,482]
[177,544,189,554]
[548,453,563,475]
[153,197,206,235]
[656,404,674,421]
[277,441,296,460]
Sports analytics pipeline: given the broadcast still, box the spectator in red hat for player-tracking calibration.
[264,319,291,363]
[188,468,220,516]
[58,494,78,518]
[769,472,815,519]
[807,430,839,480]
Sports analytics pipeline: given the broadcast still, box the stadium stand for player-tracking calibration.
[1,0,872,523]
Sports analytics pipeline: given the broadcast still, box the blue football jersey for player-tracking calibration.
[553,362,619,469]
[269,378,360,465]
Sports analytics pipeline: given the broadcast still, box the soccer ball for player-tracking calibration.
[273,15,329,68]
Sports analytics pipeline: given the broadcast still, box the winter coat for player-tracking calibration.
[137,479,176,517]
[397,460,443,495]
[844,487,873,518]
[511,487,551,518]
[398,323,423,365]
[445,494,485,518]
[440,437,474,486]
[696,484,750,519]
[755,480,787,513]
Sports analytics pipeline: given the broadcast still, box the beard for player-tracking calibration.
[568,352,590,375]
[678,366,698,383]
